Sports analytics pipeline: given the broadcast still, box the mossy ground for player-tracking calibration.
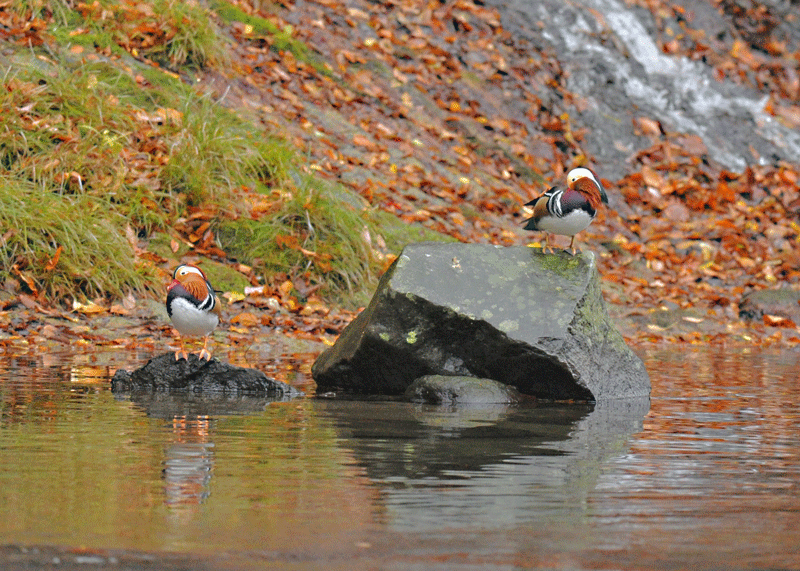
[0,1,449,305]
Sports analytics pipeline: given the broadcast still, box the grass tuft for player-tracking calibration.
[0,180,154,300]
[61,0,229,70]
[217,177,451,302]
[160,91,292,210]
[0,55,292,302]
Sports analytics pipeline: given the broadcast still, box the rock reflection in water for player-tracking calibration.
[119,392,275,419]
[317,397,649,529]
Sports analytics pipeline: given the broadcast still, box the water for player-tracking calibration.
[1,347,799,569]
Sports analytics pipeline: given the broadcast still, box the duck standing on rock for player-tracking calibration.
[166,264,221,361]
[523,167,608,255]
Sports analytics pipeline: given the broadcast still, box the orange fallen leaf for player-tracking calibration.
[279,280,294,296]
[109,304,129,315]
[45,246,62,271]
[230,312,260,327]
[763,314,796,328]
[72,300,106,315]
[352,133,379,151]
[275,234,299,249]
[12,267,38,296]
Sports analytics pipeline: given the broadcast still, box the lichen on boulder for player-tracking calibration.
[312,242,649,401]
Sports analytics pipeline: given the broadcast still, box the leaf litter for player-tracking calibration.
[1,0,799,361]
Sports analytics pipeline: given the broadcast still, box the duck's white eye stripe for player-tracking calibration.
[178,266,205,278]
[567,168,599,186]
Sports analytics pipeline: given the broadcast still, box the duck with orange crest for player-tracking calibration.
[522,167,608,255]
[166,264,221,361]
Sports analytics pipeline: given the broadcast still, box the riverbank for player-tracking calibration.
[1,0,798,351]
[0,287,797,377]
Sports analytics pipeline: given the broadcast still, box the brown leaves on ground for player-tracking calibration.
[220,0,559,246]
[605,133,800,345]
[224,271,356,345]
[0,268,356,360]
[209,0,800,346]
[4,0,800,349]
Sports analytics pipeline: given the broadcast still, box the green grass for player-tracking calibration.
[1,63,136,193]
[217,178,450,302]
[49,0,228,70]
[151,0,230,68]
[159,90,293,210]
[0,55,289,209]
[0,180,155,299]
[0,0,450,306]
[0,55,290,300]
[218,180,377,297]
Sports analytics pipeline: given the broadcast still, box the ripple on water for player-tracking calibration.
[1,347,799,569]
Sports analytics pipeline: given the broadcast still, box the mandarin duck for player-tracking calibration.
[522,167,608,255]
[166,264,221,361]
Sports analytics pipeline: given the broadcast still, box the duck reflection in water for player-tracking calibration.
[163,416,214,517]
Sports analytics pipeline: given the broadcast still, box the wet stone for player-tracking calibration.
[406,375,526,405]
[111,353,302,398]
[312,242,650,401]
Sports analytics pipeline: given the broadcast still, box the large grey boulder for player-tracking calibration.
[312,242,649,400]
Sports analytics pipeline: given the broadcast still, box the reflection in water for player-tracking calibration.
[119,393,277,519]
[588,348,800,567]
[164,417,214,513]
[317,398,649,530]
[1,348,800,569]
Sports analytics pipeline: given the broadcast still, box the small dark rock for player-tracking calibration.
[111,353,302,398]
[406,375,525,405]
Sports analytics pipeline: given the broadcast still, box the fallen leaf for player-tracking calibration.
[763,314,796,328]
[45,246,62,271]
[72,300,106,315]
[230,312,260,327]
[224,291,247,303]
[352,133,379,151]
